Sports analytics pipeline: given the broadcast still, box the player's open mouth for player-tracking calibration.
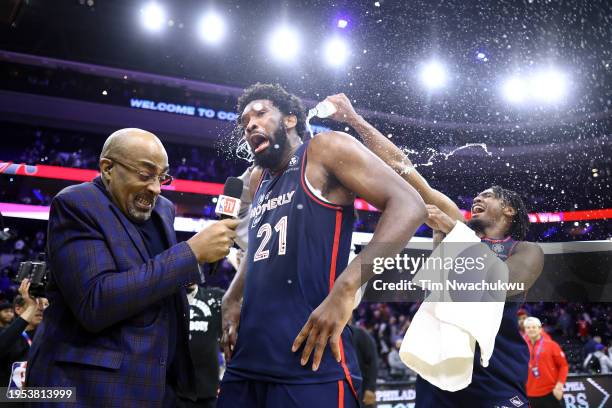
[471,204,485,216]
[250,133,270,154]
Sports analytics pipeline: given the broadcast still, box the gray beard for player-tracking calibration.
[127,204,153,223]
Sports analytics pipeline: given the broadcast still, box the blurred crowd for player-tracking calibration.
[352,301,612,381]
[5,126,245,184]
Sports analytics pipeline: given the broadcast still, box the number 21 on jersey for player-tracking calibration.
[254,216,287,261]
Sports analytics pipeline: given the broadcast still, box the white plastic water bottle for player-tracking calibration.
[305,100,337,139]
[308,100,337,119]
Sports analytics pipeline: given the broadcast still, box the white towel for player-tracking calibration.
[399,221,508,391]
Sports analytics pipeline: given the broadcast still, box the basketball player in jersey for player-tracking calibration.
[217,84,428,407]
[324,93,545,407]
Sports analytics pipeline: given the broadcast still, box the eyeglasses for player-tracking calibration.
[105,157,173,186]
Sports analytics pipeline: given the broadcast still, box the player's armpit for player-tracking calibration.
[308,131,425,214]
[505,241,544,295]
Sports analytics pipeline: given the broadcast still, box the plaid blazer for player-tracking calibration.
[26,177,200,407]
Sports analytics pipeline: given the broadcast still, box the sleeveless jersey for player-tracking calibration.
[417,236,530,406]
[469,237,529,396]
[225,140,360,389]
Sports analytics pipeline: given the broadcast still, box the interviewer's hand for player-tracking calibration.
[221,296,242,362]
[292,283,355,371]
[187,218,240,263]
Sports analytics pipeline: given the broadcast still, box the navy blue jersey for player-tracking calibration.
[416,236,530,407]
[471,237,529,395]
[225,141,361,392]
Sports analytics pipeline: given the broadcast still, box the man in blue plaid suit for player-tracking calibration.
[25,128,239,407]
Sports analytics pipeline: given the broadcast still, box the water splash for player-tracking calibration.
[229,124,254,163]
[305,101,337,139]
[305,110,316,140]
[232,122,492,167]
[236,137,254,163]
[400,143,492,171]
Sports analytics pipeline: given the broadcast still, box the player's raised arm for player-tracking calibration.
[292,131,427,370]
[325,93,464,223]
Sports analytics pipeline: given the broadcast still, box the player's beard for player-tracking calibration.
[466,217,489,235]
[254,122,289,170]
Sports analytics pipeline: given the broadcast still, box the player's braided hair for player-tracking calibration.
[237,83,307,140]
[490,185,530,241]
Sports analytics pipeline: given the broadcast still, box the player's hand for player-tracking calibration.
[363,390,376,406]
[425,204,457,234]
[324,93,360,124]
[552,382,564,400]
[221,296,242,362]
[187,218,240,263]
[291,284,355,371]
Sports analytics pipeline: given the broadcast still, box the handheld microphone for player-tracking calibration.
[215,177,243,219]
[210,177,244,274]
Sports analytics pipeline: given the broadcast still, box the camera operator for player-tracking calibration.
[0,279,47,386]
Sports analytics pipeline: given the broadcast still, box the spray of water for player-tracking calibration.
[399,143,492,172]
[229,124,254,163]
[236,137,254,163]
[230,114,492,170]
[305,110,316,140]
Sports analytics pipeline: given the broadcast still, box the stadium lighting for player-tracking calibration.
[324,37,350,67]
[197,11,226,45]
[140,2,166,32]
[502,69,569,105]
[530,69,568,103]
[268,26,300,62]
[420,61,448,90]
[502,76,527,104]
